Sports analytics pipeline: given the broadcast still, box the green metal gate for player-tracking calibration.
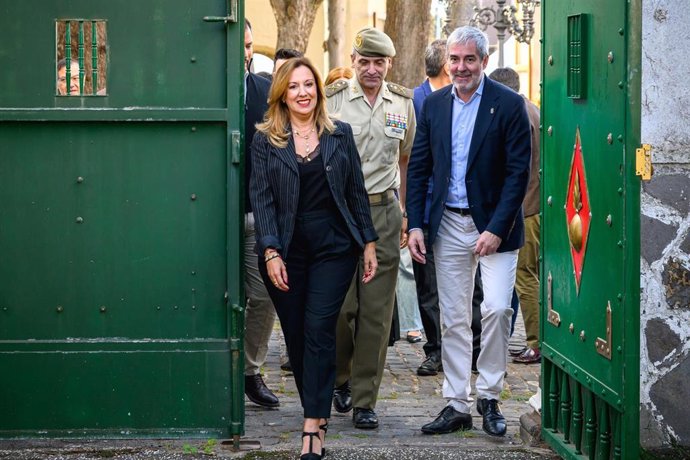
[540,1,641,458]
[0,0,246,439]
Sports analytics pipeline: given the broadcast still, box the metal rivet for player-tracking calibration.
[76,217,84,223]
[617,240,624,248]
[617,346,622,353]
[100,306,107,313]
[617,187,623,195]
[190,56,197,63]
[77,176,84,183]
[569,323,574,334]
[606,215,612,226]
[191,193,197,201]
[608,51,614,63]
[618,81,624,89]
[174,305,179,310]
[548,55,553,65]
[191,270,196,276]
[156,306,161,311]
[191,288,196,293]
[618,28,624,35]
[547,126,553,136]
[580,331,586,341]
[191,126,197,132]
[602,389,607,396]
[547,196,553,206]
[574,369,578,375]
[607,133,613,144]
[617,293,623,300]
[56,306,64,313]
[562,360,566,366]
[192,305,197,310]
[617,134,624,143]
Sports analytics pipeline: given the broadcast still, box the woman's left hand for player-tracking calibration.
[362,242,378,284]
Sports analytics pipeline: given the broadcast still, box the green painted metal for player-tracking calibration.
[540,0,640,458]
[0,0,245,438]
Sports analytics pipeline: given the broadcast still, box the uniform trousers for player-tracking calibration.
[244,212,276,375]
[434,210,517,413]
[260,209,358,418]
[335,197,401,409]
[515,214,540,349]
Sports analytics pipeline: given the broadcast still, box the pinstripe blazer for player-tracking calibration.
[250,119,378,258]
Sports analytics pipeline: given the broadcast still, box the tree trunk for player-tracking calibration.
[327,0,346,69]
[445,0,477,35]
[269,0,324,53]
[384,0,433,89]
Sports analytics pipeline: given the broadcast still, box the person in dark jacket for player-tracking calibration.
[250,57,378,460]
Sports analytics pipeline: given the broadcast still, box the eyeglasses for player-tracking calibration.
[58,75,81,84]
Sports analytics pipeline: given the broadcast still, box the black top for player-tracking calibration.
[296,145,337,215]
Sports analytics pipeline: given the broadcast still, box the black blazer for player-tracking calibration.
[250,120,378,258]
[406,76,531,252]
[244,72,271,212]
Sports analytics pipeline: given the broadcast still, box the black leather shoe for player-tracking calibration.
[477,398,507,437]
[280,359,292,371]
[244,374,280,408]
[417,355,443,376]
[333,381,352,413]
[421,406,473,434]
[353,408,378,429]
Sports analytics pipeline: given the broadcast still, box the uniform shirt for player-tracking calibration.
[327,77,416,194]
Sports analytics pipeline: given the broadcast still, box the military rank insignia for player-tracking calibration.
[385,112,407,130]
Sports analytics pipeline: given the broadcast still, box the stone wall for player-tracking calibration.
[639,0,690,449]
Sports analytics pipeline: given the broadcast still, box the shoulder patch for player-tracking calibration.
[325,79,348,97]
[386,82,413,99]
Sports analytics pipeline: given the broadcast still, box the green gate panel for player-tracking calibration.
[540,0,641,458]
[0,0,246,438]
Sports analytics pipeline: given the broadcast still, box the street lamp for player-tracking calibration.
[469,0,540,67]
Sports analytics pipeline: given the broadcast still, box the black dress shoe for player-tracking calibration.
[280,359,292,371]
[417,355,443,376]
[244,374,280,408]
[421,406,473,434]
[477,398,507,437]
[353,408,378,429]
[333,381,352,413]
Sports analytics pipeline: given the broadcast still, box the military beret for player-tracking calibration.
[353,27,396,58]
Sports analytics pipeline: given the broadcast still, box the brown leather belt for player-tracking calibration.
[446,205,471,216]
[368,189,396,205]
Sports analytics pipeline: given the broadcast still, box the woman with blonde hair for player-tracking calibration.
[250,57,378,459]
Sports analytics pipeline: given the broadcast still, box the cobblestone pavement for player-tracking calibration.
[0,314,556,459]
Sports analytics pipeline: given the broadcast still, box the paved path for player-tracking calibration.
[0,314,556,459]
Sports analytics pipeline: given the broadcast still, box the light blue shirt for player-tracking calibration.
[446,76,485,208]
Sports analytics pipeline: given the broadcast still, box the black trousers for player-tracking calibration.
[260,209,358,418]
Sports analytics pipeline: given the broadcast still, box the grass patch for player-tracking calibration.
[499,388,512,400]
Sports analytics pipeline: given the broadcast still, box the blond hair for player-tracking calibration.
[256,57,335,148]
[325,66,354,86]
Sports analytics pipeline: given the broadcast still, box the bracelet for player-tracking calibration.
[265,253,282,263]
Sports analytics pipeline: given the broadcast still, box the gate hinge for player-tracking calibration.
[635,144,653,181]
[203,0,238,23]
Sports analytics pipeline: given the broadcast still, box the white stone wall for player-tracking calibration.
[640,0,690,449]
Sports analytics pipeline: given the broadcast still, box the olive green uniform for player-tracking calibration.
[327,76,416,410]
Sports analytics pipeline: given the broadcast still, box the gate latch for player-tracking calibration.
[635,144,653,181]
[203,0,238,23]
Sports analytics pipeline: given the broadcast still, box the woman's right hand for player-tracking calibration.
[266,253,289,291]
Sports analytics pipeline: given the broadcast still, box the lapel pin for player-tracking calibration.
[490,107,495,114]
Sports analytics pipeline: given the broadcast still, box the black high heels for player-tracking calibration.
[300,431,322,460]
[319,421,328,457]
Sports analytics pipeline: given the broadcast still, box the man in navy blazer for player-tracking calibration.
[242,19,280,409]
[406,27,531,437]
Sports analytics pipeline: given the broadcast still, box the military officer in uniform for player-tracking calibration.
[326,27,416,429]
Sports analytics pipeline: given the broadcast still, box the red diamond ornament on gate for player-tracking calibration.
[565,128,591,293]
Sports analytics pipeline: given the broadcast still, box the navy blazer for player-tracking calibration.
[406,76,531,252]
[250,120,378,258]
[244,73,271,213]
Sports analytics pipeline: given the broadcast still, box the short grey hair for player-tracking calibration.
[447,26,489,60]
[424,39,448,78]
